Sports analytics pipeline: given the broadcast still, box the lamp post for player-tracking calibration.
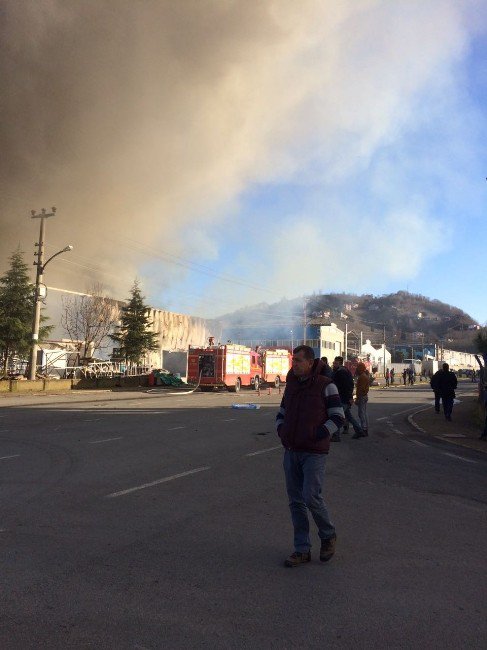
[290,329,294,351]
[28,207,72,380]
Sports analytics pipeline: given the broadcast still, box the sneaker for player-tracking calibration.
[445,416,452,421]
[342,426,349,434]
[320,535,336,562]
[331,432,341,442]
[352,430,365,439]
[284,551,311,567]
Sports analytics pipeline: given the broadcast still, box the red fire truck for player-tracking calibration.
[187,341,291,392]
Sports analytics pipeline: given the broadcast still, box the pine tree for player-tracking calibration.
[110,281,159,366]
[0,248,51,375]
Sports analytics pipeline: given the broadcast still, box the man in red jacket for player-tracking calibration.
[276,345,344,567]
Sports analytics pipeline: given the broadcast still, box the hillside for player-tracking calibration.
[218,291,480,352]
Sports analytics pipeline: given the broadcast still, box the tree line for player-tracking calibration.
[0,249,159,376]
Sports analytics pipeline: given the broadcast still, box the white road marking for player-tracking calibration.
[441,433,467,438]
[246,445,282,457]
[221,418,236,422]
[0,454,20,460]
[106,466,211,498]
[442,452,477,464]
[88,437,123,444]
[168,426,185,431]
[54,409,169,414]
[389,405,431,418]
[410,440,429,448]
[385,420,404,435]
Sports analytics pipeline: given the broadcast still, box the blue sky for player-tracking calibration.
[2,1,486,326]
[145,2,487,324]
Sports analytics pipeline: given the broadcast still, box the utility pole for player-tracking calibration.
[28,208,72,380]
[344,322,348,361]
[28,208,56,380]
[303,298,307,345]
[383,325,386,375]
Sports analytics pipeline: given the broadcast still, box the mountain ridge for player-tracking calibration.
[218,291,480,352]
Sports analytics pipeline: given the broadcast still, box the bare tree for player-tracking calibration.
[61,284,119,365]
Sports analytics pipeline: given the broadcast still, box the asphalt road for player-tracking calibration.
[1,383,486,649]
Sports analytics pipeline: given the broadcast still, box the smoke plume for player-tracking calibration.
[1,1,485,316]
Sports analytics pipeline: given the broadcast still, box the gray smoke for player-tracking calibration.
[1,1,484,314]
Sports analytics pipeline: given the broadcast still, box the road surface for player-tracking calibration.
[1,383,486,648]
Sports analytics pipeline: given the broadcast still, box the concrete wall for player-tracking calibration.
[6,379,73,392]
[1,377,151,392]
[72,375,150,390]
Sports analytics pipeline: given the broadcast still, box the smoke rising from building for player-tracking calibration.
[1,1,485,317]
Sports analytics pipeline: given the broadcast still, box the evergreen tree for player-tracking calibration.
[0,248,51,374]
[110,281,158,366]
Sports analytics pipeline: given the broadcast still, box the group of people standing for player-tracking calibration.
[430,362,458,421]
[275,345,481,568]
[384,367,395,386]
[320,356,369,441]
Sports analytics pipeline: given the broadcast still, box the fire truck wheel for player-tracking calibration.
[274,376,280,388]
[229,378,241,393]
[254,376,260,391]
[200,386,213,392]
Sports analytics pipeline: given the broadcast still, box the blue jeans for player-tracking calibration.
[342,401,362,434]
[357,396,368,431]
[283,450,335,553]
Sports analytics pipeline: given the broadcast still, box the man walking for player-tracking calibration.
[352,362,369,438]
[430,368,442,413]
[276,346,344,567]
[331,356,364,441]
[431,362,457,421]
[385,368,390,387]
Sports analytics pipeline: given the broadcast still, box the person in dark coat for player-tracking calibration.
[331,356,364,441]
[430,369,442,413]
[431,363,458,420]
[320,356,333,378]
[276,346,344,567]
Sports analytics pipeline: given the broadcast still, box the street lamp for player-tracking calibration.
[290,329,294,351]
[28,207,73,380]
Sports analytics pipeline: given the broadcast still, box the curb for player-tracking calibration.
[408,405,487,455]
[407,407,430,434]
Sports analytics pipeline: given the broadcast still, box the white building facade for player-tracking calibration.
[319,323,345,360]
[360,339,391,372]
